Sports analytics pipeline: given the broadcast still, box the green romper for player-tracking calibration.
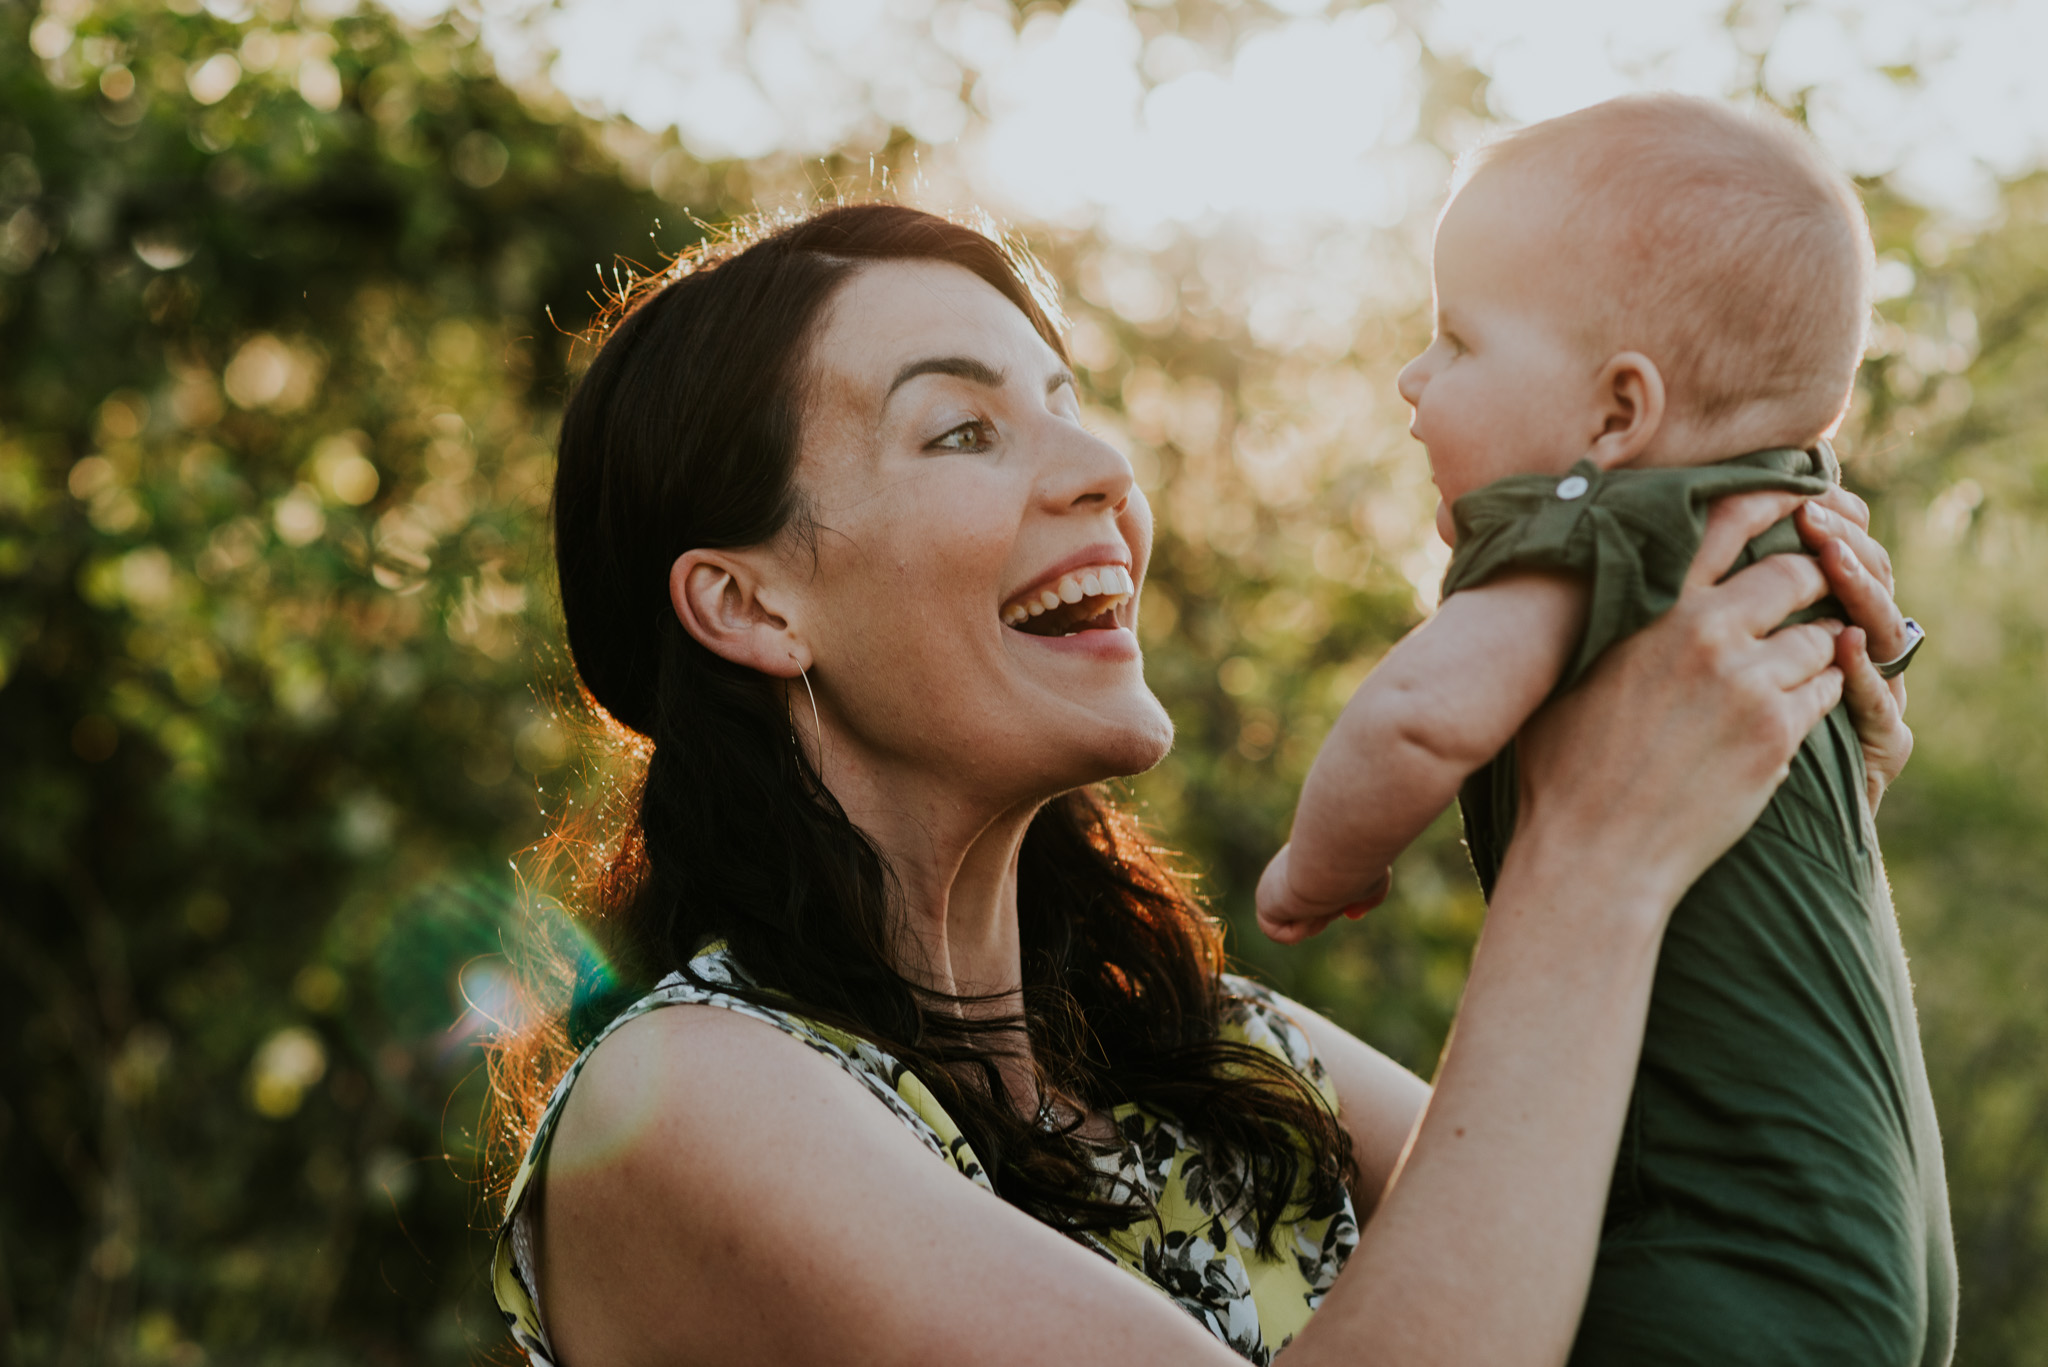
[1443,446,1956,1367]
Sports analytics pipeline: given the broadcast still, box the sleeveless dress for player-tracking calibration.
[1444,444,1956,1367]
[492,946,1361,1365]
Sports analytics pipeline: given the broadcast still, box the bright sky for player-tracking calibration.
[466,0,2048,235]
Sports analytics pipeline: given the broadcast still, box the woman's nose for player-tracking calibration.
[1043,424,1135,513]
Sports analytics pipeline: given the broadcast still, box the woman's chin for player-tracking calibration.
[1066,693,1175,784]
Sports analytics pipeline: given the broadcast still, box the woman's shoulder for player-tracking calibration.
[493,948,993,1365]
[551,948,974,1159]
[504,976,1246,1367]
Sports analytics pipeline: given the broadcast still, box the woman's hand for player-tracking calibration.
[1796,489,1913,810]
[1514,490,1849,917]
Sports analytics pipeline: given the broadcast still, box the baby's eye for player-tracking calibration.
[1442,332,1468,356]
[929,418,995,452]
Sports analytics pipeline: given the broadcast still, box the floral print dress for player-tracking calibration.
[493,947,1360,1365]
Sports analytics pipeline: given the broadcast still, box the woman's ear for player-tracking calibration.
[1585,351,1667,470]
[669,550,807,679]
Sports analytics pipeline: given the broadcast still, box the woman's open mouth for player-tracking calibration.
[1000,564,1135,638]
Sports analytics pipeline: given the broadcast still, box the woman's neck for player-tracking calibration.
[833,774,1047,1112]
[880,800,1036,1005]
[818,745,1038,1002]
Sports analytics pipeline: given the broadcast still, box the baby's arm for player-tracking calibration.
[1257,571,1588,943]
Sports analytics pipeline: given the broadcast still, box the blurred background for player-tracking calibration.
[2,0,2044,1361]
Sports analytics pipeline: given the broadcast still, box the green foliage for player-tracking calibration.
[0,3,686,1359]
[1,3,2045,1365]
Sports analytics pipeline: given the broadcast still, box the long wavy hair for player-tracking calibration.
[491,204,1354,1250]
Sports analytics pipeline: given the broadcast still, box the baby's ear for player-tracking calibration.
[1586,351,1666,470]
[669,549,808,679]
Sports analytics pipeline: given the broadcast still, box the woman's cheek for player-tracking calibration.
[1115,485,1154,588]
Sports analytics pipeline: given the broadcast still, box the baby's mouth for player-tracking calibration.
[1000,564,1135,638]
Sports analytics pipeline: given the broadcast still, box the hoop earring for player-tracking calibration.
[793,664,826,779]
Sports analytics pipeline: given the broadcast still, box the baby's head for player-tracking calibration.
[1400,94,1873,543]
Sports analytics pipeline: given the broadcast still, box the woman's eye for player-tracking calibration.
[929,419,994,452]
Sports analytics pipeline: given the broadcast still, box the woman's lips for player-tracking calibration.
[1013,622,1140,661]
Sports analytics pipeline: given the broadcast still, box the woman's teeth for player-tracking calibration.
[1000,565,1135,630]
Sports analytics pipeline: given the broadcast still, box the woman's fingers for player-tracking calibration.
[1539,519,1853,893]
[1812,482,1872,532]
[1512,481,1912,908]
[1689,490,1810,587]
[1784,660,1847,740]
[1813,533,1915,664]
[1753,620,1843,692]
[1799,493,1892,592]
[1838,626,1906,721]
[1712,545,1833,637]
[1787,491,1915,802]
[1835,625,1914,809]
[1702,490,1905,657]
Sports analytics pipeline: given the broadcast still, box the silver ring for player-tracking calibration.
[1873,617,1925,680]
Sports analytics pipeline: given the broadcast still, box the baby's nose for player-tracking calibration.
[1396,356,1426,405]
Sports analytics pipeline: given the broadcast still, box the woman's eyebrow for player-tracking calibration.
[881,357,1074,409]
[885,355,1005,401]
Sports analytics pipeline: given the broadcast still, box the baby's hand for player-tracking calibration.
[1255,844,1392,944]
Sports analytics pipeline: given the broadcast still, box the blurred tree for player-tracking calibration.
[0,2,724,1359]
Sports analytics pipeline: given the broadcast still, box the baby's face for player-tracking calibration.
[1398,170,1605,545]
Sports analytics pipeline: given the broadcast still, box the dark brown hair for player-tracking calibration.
[495,204,1353,1249]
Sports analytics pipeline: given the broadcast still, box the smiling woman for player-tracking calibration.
[509,205,1363,1364]
[489,203,1917,1367]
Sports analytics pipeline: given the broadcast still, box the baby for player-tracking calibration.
[1257,96,1954,1365]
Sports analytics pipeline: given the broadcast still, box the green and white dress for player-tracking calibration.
[493,946,1360,1365]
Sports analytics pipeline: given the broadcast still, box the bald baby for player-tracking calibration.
[1262,92,1954,1367]
[1460,93,1873,459]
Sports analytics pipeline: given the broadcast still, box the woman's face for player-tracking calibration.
[782,259,1172,808]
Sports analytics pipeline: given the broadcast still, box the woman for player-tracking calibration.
[492,205,1918,1366]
